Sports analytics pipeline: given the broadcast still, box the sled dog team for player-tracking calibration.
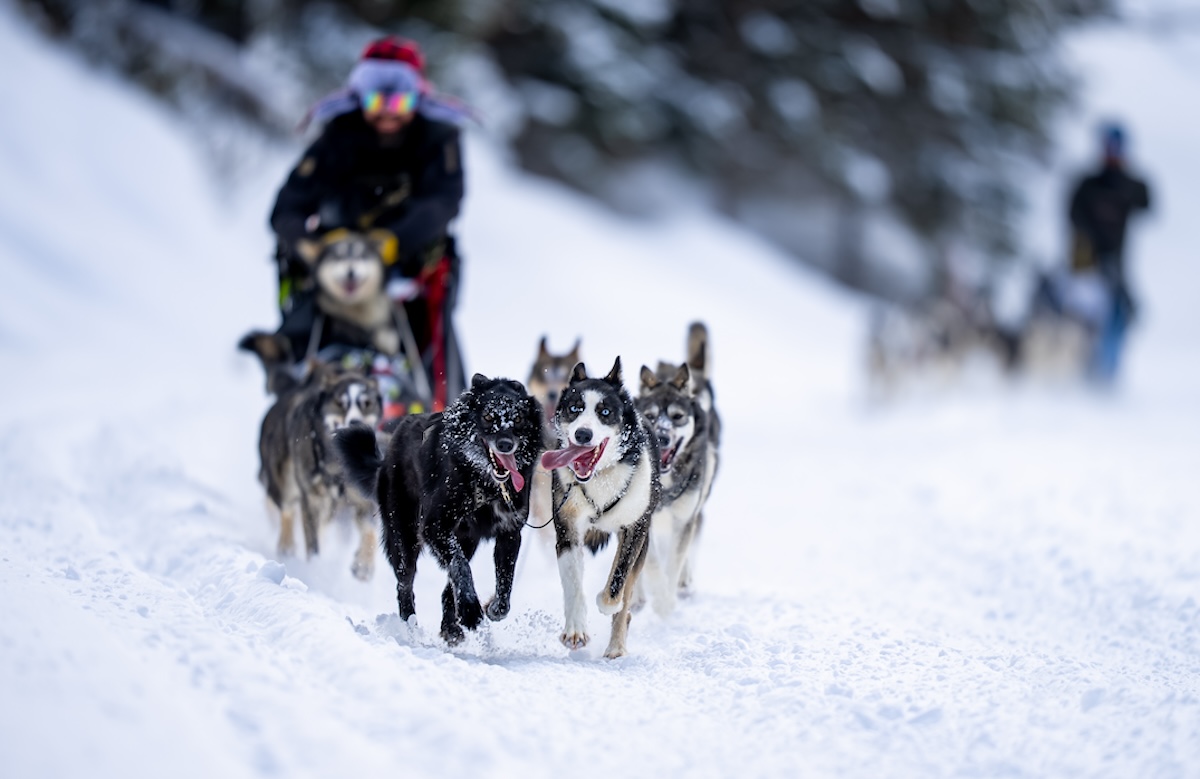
[242,323,720,658]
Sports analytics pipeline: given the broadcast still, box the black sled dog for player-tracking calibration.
[334,374,543,645]
[541,358,661,658]
[635,322,721,615]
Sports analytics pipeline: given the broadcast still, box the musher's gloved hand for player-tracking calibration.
[386,277,421,303]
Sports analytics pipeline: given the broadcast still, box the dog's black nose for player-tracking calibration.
[494,436,516,455]
[657,433,671,449]
[574,428,592,445]
[548,390,559,404]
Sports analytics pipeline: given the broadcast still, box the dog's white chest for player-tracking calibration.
[558,451,652,536]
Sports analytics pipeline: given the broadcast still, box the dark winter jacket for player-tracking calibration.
[1068,163,1150,269]
[270,111,464,276]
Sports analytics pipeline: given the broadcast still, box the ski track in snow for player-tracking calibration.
[2,4,1199,778]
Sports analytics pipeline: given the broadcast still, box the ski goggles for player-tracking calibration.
[361,89,418,117]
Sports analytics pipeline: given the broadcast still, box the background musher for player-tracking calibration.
[268,36,470,410]
[1066,121,1152,383]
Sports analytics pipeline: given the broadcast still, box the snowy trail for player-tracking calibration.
[2,5,1200,778]
[5,394,1197,778]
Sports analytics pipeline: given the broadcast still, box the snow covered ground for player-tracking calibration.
[1,4,1198,778]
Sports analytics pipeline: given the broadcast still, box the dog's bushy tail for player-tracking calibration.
[686,321,710,379]
[238,330,297,396]
[333,424,383,499]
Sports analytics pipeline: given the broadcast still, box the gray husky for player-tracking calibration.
[525,336,582,533]
[249,341,383,579]
[635,322,720,615]
[541,358,661,658]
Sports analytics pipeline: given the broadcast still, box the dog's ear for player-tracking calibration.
[640,365,659,390]
[294,238,322,266]
[567,338,582,363]
[471,373,490,391]
[670,363,691,391]
[570,362,588,383]
[537,336,550,359]
[604,356,623,386]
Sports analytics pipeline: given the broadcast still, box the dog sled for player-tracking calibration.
[275,229,465,419]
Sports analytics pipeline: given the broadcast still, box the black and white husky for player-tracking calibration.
[541,358,661,658]
[334,374,544,645]
[635,322,721,615]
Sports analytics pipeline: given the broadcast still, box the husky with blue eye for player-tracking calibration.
[542,358,661,659]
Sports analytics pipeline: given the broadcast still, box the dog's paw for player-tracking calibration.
[350,558,374,582]
[484,597,510,622]
[602,645,627,660]
[441,622,466,646]
[652,600,676,619]
[596,590,623,616]
[458,598,485,630]
[560,630,589,650]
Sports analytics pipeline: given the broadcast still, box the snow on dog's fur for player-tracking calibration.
[334,374,543,645]
[542,358,661,658]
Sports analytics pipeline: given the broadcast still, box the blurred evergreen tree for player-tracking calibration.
[484,0,1114,296]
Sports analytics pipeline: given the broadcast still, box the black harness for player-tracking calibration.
[660,459,702,504]
[553,468,635,524]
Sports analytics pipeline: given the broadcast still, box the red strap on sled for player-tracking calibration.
[419,256,452,411]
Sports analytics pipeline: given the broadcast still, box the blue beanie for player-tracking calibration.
[1102,122,1125,159]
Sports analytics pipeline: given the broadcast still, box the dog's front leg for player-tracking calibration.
[601,519,650,659]
[299,488,333,559]
[640,514,671,615]
[427,528,484,634]
[277,498,299,557]
[350,505,377,581]
[556,540,589,650]
[666,512,700,604]
[486,528,521,621]
[598,517,650,615]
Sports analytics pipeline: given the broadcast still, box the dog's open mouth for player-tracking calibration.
[541,439,607,482]
[660,439,682,472]
[341,278,359,295]
[487,446,525,492]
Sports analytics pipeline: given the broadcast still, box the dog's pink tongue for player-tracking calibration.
[541,444,594,471]
[495,452,524,492]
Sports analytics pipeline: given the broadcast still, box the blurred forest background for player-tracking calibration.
[15,0,1132,303]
